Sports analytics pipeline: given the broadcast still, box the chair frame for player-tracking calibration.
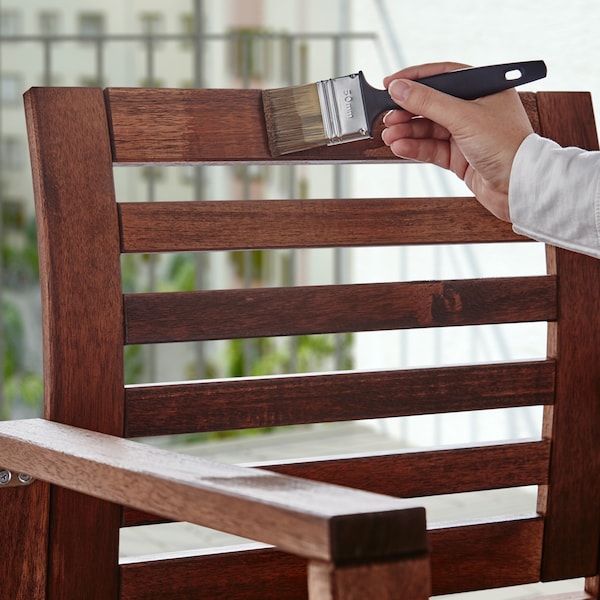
[0,86,598,599]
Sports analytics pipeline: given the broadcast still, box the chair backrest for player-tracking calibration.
[7,86,600,598]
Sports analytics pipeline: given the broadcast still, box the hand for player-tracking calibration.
[381,62,534,221]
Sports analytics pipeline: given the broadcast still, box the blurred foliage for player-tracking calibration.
[2,299,42,419]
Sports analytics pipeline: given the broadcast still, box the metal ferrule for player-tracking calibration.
[316,73,370,146]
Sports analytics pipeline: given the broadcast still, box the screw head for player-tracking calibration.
[17,473,33,485]
[0,470,12,485]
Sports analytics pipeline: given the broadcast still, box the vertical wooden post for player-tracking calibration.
[24,87,124,599]
[537,92,600,581]
[0,483,49,599]
[308,556,430,600]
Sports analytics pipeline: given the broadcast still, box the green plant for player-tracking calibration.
[2,299,43,419]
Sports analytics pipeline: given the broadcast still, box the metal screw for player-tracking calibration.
[17,473,33,485]
[0,470,12,485]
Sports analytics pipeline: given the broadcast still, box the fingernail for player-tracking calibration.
[388,79,410,103]
[382,110,394,125]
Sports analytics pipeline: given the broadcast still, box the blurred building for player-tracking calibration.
[1,0,551,444]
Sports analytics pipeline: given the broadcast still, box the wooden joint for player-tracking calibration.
[308,553,431,600]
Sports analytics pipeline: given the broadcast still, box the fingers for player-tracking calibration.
[383,61,469,89]
[387,78,472,134]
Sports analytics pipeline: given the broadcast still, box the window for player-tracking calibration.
[39,11,61,36]
[0,11,22,37]
[0,74,22,105]
[78,12,105,39]
[180,13,194,49]
[229,28,272,82]
[140,12,164,37]
[1,136,24,171]
[78,76,103,87]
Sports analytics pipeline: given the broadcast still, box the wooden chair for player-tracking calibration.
[0,85,599,599]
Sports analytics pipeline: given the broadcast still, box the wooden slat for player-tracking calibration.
[106,89,544,166]
[118,197,524,253]
[0,419,427,564]
[124,276,556,344]
[122,439,550,527]
[537,93,600,582]
[125,360,555,437]
[120,544,308,600]
[119,518,543,598]
[106,87,399,164]
[429,516,544,595]
[262,440,551,498]
[24,86,124,600]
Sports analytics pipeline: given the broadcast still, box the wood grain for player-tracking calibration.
[0,418,427,564]
[308,554,430,600]
[122,439,550,527]
[124,360,555,437]
[106,89,546,165]
[11,87,597,599]
[24,86,124,600]
[538,93,600,581]
[263,440,551,498]
[429,516,543,595]
[124,276,556,344]
[0,482,50,599]
[118,197,524,253]
[119,518,543,598]
[120,544,308,600]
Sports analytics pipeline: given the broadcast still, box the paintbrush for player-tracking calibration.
[262,60,547,156]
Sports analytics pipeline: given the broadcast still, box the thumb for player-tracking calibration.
[388,78,469,131]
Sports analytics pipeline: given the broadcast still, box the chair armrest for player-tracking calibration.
[0,418,427,564]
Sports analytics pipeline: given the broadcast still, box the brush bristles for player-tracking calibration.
[262,83,327,156]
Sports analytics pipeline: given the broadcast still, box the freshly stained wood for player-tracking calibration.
[6,86,598,598]
[0,418,427,564]
[120,545,308,600]
[429,516,544,595]
[24,85,124,599]
[124,276,556,344]
[263,440,551,498]
[119,517,542,598]
[308,555,430,600]
[0,483,49,599]
[106,87,399,164]
[125,361,556,437]
[537,93,600,582]
[122,439,550,527]
[118,197,524,253]
[106,89,544,165]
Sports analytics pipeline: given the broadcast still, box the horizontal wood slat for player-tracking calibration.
[125,360,555,437]
[124,276,556,344]
[119,517,543,598]
[120,544,308,600]
[0,419,426,564]
[106,87,400,164]
[118,197,524,253]
[106,89,543,166]
[429,516,544,595]
[122,439,550,526]
[262,440,551,498]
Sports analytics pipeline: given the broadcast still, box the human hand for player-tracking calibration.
[381,62,534,221]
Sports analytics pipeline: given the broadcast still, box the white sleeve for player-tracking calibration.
[508,133,600,258]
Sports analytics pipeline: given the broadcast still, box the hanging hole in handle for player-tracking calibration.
[505,69,523,81]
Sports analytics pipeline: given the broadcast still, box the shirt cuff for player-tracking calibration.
[509,133,600,258]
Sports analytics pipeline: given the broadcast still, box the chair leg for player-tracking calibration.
[307,555,430,600]
[586,575,599,598]
[0,481,50,599]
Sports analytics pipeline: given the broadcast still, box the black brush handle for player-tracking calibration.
[359,60,547,134]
